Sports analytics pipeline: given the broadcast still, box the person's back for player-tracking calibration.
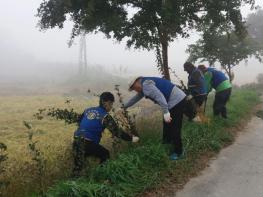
[141,77,175,101]
[206,67,231,93]
[72,92,138,176]
[75,106,108,144]
[198,65,232,119]
[188,68,207,97]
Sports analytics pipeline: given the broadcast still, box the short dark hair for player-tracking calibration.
[198,64,207,70]
[183,62,194,68]
[99,92,115,104]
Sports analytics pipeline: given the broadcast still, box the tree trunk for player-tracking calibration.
[224,64,234,83]
[161,40,171,80]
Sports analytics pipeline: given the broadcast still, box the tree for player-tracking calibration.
[247,8,263,44]
[187,30,263,82]
[37,0,256,80]
[257,73,263,84]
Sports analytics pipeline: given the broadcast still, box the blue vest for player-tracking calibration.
[141,77,175,101]
[207,67,228,89]
[188,68,207,96]
[74,106,108,144]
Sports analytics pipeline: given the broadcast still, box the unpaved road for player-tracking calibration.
[175,116,263,197]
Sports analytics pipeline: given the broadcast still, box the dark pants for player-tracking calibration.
[163,98,186,155]
[184,98,197,121]
[213,88,232,118]
[194,94,207,106]
[184,95,207,121]
[72,137,109,175]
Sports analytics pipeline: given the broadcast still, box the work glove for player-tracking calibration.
[132,136,140,143]
[164,112,172,123]
[186,95,193,101]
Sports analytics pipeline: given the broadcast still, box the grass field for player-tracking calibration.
[0,95,100,196]
[0,88,261,196]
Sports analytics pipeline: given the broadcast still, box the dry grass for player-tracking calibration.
[0,88,149,196]
[0,95,102,196]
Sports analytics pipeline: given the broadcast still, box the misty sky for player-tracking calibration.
[0,0,263,84]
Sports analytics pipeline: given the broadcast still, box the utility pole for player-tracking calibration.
[79,33,88,75]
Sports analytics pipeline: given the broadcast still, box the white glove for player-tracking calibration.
[186,95,193,101]
[193,115,202,122]
[132,136,140,143]
[164,112,172,123]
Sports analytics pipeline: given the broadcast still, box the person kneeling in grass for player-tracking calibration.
[73,92,139,176]
[123,76,186,161]
[198,65,232,119]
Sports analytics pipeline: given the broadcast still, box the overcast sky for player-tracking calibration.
[0,0,263,84]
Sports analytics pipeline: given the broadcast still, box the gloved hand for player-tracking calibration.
[164,112,172,123]
[132,136,140,143]
[186,95,193,101]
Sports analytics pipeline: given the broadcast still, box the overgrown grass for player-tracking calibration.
[43,89,260,197]
[0,94,143,196]
[0,95,98,196]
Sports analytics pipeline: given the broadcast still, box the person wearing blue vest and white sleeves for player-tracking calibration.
[73,92,139,176]
[123,76,186,160]
[198,65,232,118]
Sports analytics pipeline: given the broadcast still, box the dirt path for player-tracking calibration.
[174,116,263,197]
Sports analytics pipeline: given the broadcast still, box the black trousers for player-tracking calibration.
[163,98,186,155]
[184,98,197,121]
[194,94,207,106]
[213,88,232,118]
[72,137,109,174]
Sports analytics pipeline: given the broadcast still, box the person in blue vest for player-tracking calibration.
[73,92,139,176]
[198,65,232,118]
[123,76,186,160]
[183,62,208,122]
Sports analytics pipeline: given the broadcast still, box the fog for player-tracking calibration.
[0,0,263,93]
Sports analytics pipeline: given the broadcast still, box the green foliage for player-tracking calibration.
[187,30,263,81]
[24,121,47,196]
[187,7,263,82]
[247,8,263,44]
[34,107,82,125]
[37,0,256,79]
[188,33,262,64]
[47,108,82,124]
[0,142,9,194]
[46,140,168,197]
[43,88,260,197]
